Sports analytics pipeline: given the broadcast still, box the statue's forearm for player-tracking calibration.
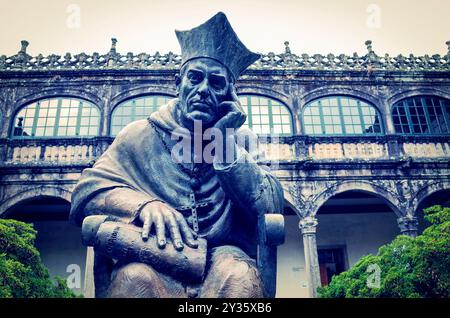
[214,144,284,216]
[84,187,157,224]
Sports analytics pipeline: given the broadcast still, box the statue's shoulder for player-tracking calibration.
[113,119,152,144]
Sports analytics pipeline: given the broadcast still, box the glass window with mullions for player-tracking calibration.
[238,95,293,135]
[303,96,383,135]
[392,96,450,135]
[111,95,171,136]
[12,98,100,138]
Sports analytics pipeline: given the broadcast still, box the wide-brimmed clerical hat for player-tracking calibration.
[175,12,260,80]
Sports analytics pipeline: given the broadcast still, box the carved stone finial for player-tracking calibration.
[20,40,29,54]
[110,38,118,53]
[365,40,373,53]
[284,41,291,54]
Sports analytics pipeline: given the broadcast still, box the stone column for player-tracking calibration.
[83,247,95,298]
[299,216,321,298]
[397,215,419,238]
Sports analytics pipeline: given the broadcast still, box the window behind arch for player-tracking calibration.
[238,95,293,135]
[392,96,450,135]
[111,95,171,136]
[303,96,383,135]
[12,98,100,138]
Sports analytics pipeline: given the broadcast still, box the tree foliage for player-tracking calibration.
[0,219,78,298]
[318,205,450,298]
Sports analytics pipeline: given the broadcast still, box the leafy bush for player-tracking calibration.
[0,219,78,298]
[318,205,450,298]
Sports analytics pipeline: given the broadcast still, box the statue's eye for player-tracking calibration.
[209,75,226,90]
[187,71,203,84]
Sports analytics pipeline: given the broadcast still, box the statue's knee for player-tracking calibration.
[113,262,159,286]
[228,258,260,282]
[205,249,264,298]
[210,247,261,282]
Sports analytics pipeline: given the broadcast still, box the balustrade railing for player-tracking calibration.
[1,40,449,72]
[2,135,448,167]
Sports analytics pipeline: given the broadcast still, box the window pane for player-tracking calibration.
[67,127,76,135]
[310,107,319,115]
[48,108,57,117]
[353,126,362,134]
[304,126,314,134]
[44,127,54,136]
[35,127,44,136]
[46,118,55,126]
[79,127,89,135]
[37,118,46,126]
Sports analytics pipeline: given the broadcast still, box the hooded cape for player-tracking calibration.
[70,99,284,255]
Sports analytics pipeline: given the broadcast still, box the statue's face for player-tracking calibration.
[177,58,232,127]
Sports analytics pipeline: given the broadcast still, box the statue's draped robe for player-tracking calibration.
[70,99,284,293]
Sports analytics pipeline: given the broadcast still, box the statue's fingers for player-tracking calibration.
[141,212,151,241]
[229,86,239,103]
[175,213,198,249]
[220,101,243,115]
[153,210,166,249]
[166,212,184,251]
[237,112,247,126]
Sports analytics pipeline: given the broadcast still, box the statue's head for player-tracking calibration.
[175,12,260,129]
[175,57,233,127]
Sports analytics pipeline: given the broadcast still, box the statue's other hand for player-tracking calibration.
[214,86,247,132]
[139,201,199,251]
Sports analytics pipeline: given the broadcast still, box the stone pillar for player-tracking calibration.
[299,216,321,298]
[83,247,95,298]
[397,215,419,238]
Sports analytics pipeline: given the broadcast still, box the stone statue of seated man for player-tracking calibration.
[69,12,284,298]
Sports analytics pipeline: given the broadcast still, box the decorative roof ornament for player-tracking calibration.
[19,40,29,54]
[365,40,373,53]
[109,38,118,54]
[446,40,450,62]
[284,41,291,54]
[0,39,448,72]
[175,12,260,80]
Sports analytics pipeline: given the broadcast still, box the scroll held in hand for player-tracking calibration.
[81,215,207,284]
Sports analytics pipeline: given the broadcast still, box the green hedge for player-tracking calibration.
[0,219,78,298]
[318,205,450,298]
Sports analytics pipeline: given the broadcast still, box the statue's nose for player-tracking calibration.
[197,80,210,98]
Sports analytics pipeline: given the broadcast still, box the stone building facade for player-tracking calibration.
[1,39,449,297]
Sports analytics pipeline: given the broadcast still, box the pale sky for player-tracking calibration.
[0,0,449,57]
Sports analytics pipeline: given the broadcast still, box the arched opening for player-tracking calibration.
[415,189,450,234]
[11,97,100,139]
[4,196,86,295]
[392,96,450,135]
[316,190,399,286]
